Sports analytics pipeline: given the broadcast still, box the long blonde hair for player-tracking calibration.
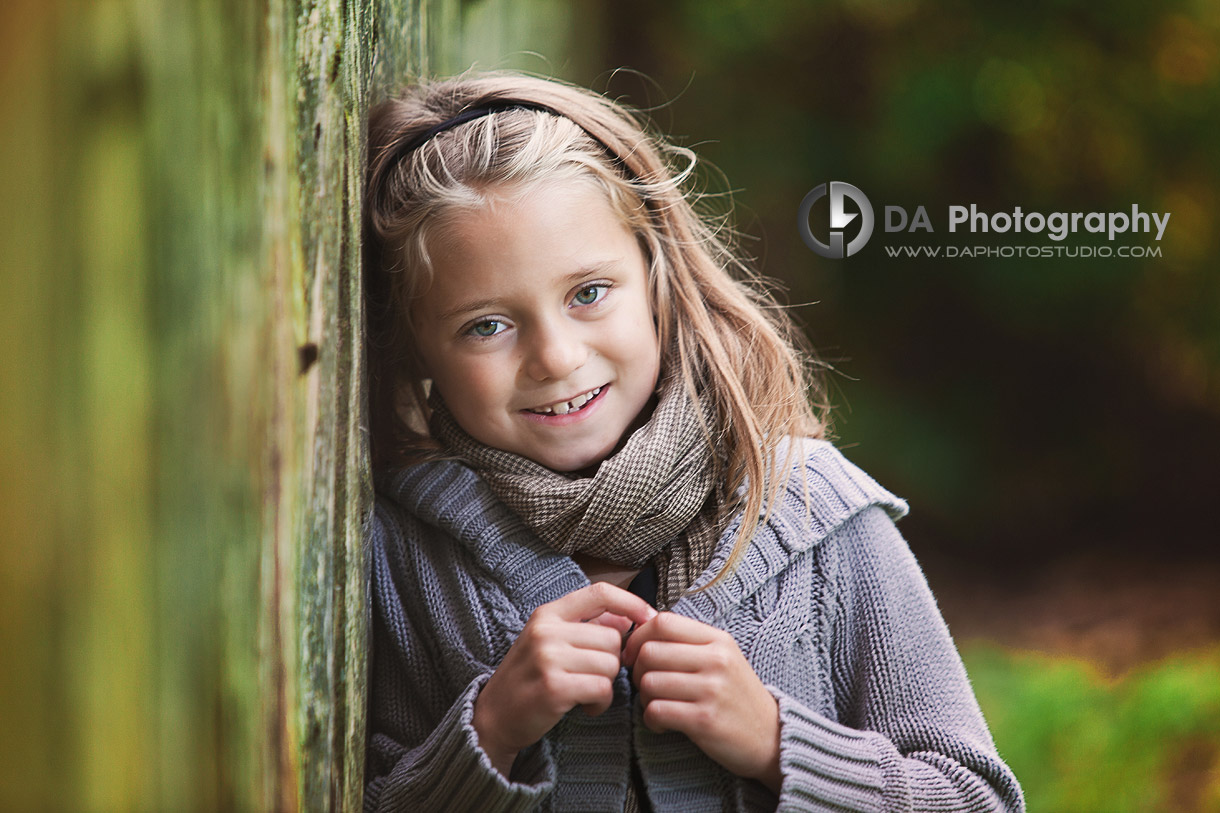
[364,71,829,582]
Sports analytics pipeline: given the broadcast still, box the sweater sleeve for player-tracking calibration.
[364,674,555,812]
[363,501,555,812]
[769,506,1024,813]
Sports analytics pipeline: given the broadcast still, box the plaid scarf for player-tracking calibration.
[428,375,722,609]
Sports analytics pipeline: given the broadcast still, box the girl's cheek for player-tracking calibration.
[462,359,513,401]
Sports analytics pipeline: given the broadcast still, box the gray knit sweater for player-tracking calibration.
[364,439,1024,812]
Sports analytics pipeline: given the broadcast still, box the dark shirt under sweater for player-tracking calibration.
[624,564,658,813]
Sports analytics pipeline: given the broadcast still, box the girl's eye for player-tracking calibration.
[572,285,608,307]
[468,319,506,338]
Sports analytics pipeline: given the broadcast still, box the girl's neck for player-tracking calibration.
[572,553,639,590]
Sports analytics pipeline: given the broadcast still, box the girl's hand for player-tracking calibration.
[623,613,783,793]
[471,582,657,776]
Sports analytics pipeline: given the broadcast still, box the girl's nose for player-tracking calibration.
[522,320,587,382]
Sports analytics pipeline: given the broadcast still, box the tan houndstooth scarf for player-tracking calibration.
[428,375,723,609]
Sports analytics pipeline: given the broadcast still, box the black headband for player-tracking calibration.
[387,100,558,168]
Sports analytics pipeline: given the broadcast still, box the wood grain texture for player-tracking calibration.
[0,0,563,809]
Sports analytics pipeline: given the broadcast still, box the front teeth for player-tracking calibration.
[531,386,602,415]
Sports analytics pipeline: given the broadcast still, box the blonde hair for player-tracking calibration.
[364,71,829,582]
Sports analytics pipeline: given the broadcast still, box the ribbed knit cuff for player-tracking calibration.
[372,675,555,812]
[770,687,892,813]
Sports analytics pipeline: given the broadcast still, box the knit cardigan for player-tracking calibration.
[364,439,1025,812]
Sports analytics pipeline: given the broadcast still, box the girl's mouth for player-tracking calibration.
[522,385,607,417]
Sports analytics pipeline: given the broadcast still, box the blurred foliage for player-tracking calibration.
[591,0,1220,564]
[964,643,1220,812]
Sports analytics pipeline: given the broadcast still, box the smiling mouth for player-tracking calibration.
[525,385,605,415]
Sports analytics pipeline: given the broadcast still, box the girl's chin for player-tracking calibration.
[538,449,610,476]
[565,458,607,479]
[522,437,619,476]
[537,411,652,474]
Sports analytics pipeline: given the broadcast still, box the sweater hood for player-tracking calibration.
[673,437,909,623]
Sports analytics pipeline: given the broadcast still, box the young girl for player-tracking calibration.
[361,72,1024,812]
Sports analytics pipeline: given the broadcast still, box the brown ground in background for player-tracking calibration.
[926,554,1220,810]
[925,554,1220,676]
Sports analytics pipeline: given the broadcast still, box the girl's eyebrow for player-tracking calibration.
[562,261,619,284]
[438,262,622,321]
[440,297,501,322]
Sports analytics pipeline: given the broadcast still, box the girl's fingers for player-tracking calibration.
[556,646,622,680]
[630,640,710,675]
[548,581,657,627]
[586,611,635,636]
[623,612,723,666]
[557,618,629,655]
[640,698,701,735]
[563,673,615,717]
[636,668,706,704]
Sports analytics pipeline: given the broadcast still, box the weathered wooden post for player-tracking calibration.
[1,0,577,810]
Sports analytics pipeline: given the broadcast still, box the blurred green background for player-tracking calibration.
[575,3,1220,810]
[575,4,1220,809]
[2,0,1218,810]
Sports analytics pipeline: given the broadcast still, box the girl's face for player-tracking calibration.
[412,180,662,473]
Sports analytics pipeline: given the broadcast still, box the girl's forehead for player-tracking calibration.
[431,178,627,249]
[463,176,609,215]
[485,186,627,253]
